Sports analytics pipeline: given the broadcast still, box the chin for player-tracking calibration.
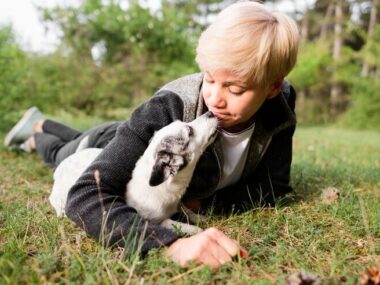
[218,121,231,129]
[223,120,252,132]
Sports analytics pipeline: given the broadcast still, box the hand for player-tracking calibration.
[166,227,248,271]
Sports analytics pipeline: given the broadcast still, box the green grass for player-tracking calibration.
[0,125,379,284]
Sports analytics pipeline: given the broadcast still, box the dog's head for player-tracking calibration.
[149,111,218,186]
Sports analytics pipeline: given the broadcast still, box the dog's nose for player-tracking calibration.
[206,111,214,118]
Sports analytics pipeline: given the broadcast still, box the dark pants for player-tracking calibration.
[34,119,120,168]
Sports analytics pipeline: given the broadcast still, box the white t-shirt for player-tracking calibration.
[216,123,255,190]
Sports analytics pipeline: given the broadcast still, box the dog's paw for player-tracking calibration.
[160,219,203,236]
[180,224,203,235]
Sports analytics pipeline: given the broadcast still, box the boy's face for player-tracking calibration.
[202,70,280,133]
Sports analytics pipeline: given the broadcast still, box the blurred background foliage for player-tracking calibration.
[0,0,379,132]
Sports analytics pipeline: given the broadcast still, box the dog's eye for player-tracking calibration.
[186,126,194,137]
[157,150,171,162]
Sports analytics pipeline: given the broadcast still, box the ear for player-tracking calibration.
[267,79,284,100]
[149,151,188,186]
[149,159,171,187]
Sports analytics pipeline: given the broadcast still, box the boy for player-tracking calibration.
[5,1,299,270]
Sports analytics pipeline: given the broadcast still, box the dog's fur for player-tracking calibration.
[50,112,218,235]
[49,147,103,217]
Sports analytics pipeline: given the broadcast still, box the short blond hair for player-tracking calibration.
[196,1,300,89]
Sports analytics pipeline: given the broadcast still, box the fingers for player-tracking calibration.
[166,227,248,271]
[201,253,221,271]
[207,239,232,265]
[239,246,249,257]
[205,227,241,257]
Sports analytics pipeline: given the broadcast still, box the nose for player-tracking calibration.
[208,85,226,108]
[206,111,214,118]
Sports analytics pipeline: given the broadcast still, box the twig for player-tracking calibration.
[167,266,204,283]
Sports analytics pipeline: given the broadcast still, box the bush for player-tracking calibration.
[0,26,35,131]
[338,77,380,131]
[0,0,199,133]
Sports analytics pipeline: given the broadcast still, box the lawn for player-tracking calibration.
[0,123,379,284]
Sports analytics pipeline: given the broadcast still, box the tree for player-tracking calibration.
[361,0,378,77]
[330,0,344,116]
[40,0,197,65]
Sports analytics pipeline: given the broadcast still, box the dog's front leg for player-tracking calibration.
[160,219,203,235]
[179,203,207,224]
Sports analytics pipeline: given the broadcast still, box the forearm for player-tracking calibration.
[66,185,179,254]
[66,92,185,254]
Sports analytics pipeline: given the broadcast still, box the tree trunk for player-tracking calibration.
[298,88,306,106]
[332,2,342,60]
[361,0,378,77]
[330,0,344,116]
[319,3,334,42]
[301,12,309,43]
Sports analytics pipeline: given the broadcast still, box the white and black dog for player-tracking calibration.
[50,111,218,235]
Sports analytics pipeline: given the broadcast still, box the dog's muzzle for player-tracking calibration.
[206,111,215,118]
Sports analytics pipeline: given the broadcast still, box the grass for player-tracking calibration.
[0,122,379,284]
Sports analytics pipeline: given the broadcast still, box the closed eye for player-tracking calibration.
[228,86,245,95]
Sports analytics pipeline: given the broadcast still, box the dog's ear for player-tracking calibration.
[149,151,172,186]
[149,151,187,187]
[149,159,171,187]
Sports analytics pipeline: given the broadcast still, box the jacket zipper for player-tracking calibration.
[212,146,222,189]
[258,136,273,163]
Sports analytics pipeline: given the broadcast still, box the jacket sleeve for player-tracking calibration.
[65,91,184,255]
[206,86,297,212]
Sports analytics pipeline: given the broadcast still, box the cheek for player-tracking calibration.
[239,106,255,120]
[238,94,263,116]
[229,99,253,118]
[201,89,210,103]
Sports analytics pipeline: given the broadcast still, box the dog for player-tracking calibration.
[50,111,218,235]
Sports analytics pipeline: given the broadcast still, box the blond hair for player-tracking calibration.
[196,1,300,90]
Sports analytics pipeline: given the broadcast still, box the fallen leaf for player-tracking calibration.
[321,187,340,204]
[354,188,365,193]
[357,239,366,248]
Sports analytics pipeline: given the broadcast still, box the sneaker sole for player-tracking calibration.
[4,107,40,147]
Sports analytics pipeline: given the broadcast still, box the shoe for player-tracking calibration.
[18,137,35,153]
[4,107,43,147]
